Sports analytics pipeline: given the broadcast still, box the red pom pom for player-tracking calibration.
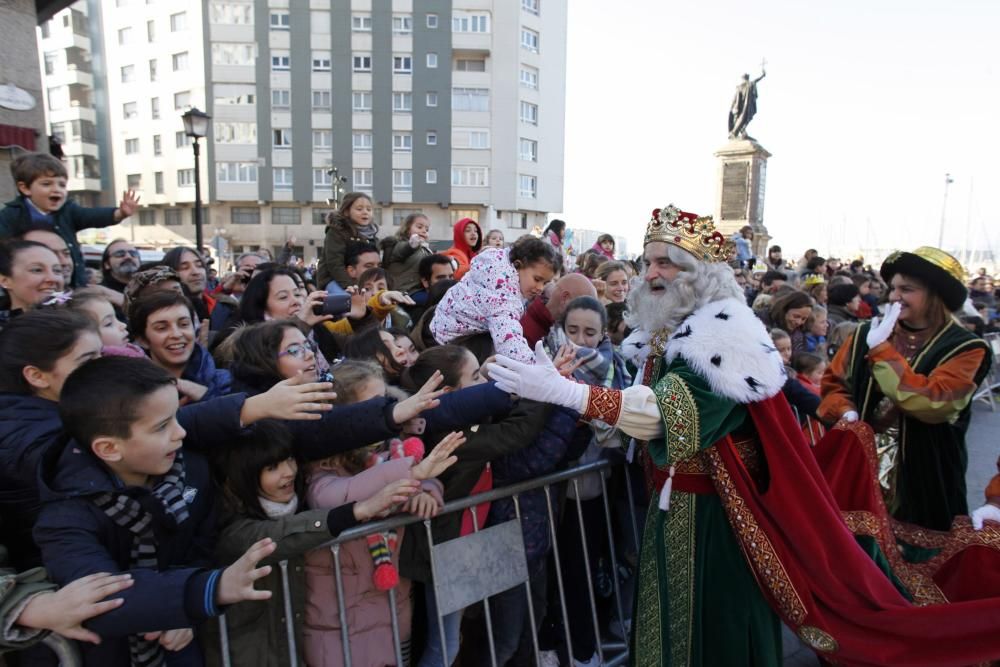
[651,208,661,219]
[372,563,399,591]
[402,437,425,462]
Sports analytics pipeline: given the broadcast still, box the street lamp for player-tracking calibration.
[326,166,348,207]
[181,107,211,255]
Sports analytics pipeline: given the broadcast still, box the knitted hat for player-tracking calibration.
[879,247,967,311]
[827,283,860,307]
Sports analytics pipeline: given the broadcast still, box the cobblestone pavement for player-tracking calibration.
[782,402,1000,666]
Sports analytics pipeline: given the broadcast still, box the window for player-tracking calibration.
[519,138,538,162]
[150,97,160,119]
[127,173,142,189]
[209,3,253,25]
[153,134,162,155]
[392,15,412,34]
[393,208,423,226]
[353,169,373,190]
[123,102,138,119]
[452,166,488,187]
[146,20,155,41]
[124,138,139,154]
[172,52,189,71]
[273,168,293,190]
[454,129,490,149]
[522,0,540,15]
[521,28,539,52]
[215,121,257,144]
[312,52,331,72]
[176,131,192,148]
[272,207,299,224]
[455,58,486,72]
[43,52,58,77]
[352,92,372,111]
[174,91,191,110]
[425,169,437,184]
[273,129,292,149]
[352,54,372,72]
[271,89,290,108]
[426,131,438,145]
[121,65,135,83]
[269,11,290,30]
[392,92,412,112]
[139,209,156,225]
[393,170,412,192]
[426,14,439,28]
[217,162,258,183]
[154,172,164,193]
[313,169,332,187]
[352,131,372,152]
[312,130,332,150]
[426,92,438,107]
[452,87,489,111]
[214,88,255,105]
[520,66,538,89]
[513,212,529,230]
[426,53,438,68]
[393,133,412,152]
[118,27,134,45]
[212,43,256,66]
[271,53,290,71]
[520,101,538,125]
[170,12,186,31]
[148,59,157,81]
[312,90,331,110]
[312,208,333,225]
[177,169,195,187]
[231,207,261,224]
[47,87,68,112]
[311,11,330,34]
[393,56,412,74]
[452,12,490,33]
[164,209,182,226]
[519,174,537,198]
[351,14,372,31]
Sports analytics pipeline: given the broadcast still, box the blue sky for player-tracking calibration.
[555,0,1000,263]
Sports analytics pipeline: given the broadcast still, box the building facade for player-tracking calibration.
[40,0,567,266]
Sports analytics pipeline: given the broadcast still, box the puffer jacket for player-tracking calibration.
[382,236,432,294]
[318,217,378,290]
[440,218,482,281]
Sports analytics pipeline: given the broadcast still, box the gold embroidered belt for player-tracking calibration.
[652,435,761,495]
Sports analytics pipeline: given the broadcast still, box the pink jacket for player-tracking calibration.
[302,459,440,667]
[429,247,534,363]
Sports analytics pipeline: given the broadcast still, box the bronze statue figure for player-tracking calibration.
[728,68,766,140]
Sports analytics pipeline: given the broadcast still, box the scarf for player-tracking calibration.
[355,220,379,240]
[92,452,192,667]
[259,494,299,518]
[545,328,632,391]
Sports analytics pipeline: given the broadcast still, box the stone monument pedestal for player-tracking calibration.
[714,138,771,257]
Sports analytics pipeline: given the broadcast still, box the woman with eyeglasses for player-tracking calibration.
[0,240,65,327]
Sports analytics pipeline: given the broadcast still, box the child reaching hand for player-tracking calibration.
[430,235,560,363]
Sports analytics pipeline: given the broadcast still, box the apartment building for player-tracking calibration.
[39,0,567,265]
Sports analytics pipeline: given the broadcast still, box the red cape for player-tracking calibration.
[711,394,1000,666]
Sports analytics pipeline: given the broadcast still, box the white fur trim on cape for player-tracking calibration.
[663,298,786,404]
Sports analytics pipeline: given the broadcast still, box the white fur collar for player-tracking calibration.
[663,298,786,404]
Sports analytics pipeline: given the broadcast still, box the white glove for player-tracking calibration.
[842,410,859,422]
[971,503,1000,530]
[487,341,588,412]
[866,301,902,349]
[408,234,423,249]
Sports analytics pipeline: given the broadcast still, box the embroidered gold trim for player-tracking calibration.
[797,625,838,653]
[583,386,623,425]
[635,504,664,667]
[706,447,808,624]
[664,492,696,666]
[655,373,700,465]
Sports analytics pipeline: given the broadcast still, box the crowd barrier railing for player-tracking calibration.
[215,458,639,667]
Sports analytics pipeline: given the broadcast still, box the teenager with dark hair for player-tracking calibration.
[162,246,215,321]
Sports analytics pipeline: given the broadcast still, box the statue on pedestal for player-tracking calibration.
[728,66,766,140]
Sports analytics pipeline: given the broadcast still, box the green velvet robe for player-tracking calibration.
[632,355,781,667]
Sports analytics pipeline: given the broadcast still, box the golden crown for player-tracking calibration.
[644,205,735,263]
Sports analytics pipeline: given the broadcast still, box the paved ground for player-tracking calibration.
[782,401,1000,666]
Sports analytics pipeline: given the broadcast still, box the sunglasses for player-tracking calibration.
[110,249,141,259]
[278,341,317,360]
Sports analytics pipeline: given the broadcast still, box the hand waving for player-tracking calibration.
[866,302,901,349]
[216,538,277,605]
[392,371,446,424]
[411,431,465,480]
[16,572,135,644]
[117,190,140,219]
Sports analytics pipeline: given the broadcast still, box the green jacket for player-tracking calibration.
[0,196,118,287]
[0,544,58,653]
[382,237,432,294]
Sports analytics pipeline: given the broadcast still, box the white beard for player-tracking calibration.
[626,278,693,335]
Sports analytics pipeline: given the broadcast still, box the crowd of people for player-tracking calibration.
[0,152,998,667]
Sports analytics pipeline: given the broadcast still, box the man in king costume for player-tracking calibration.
[489,206,1000,667]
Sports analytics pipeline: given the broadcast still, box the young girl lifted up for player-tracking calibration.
[430,235,560,363]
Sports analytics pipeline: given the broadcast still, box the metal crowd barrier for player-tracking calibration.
[216,459,640,667]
